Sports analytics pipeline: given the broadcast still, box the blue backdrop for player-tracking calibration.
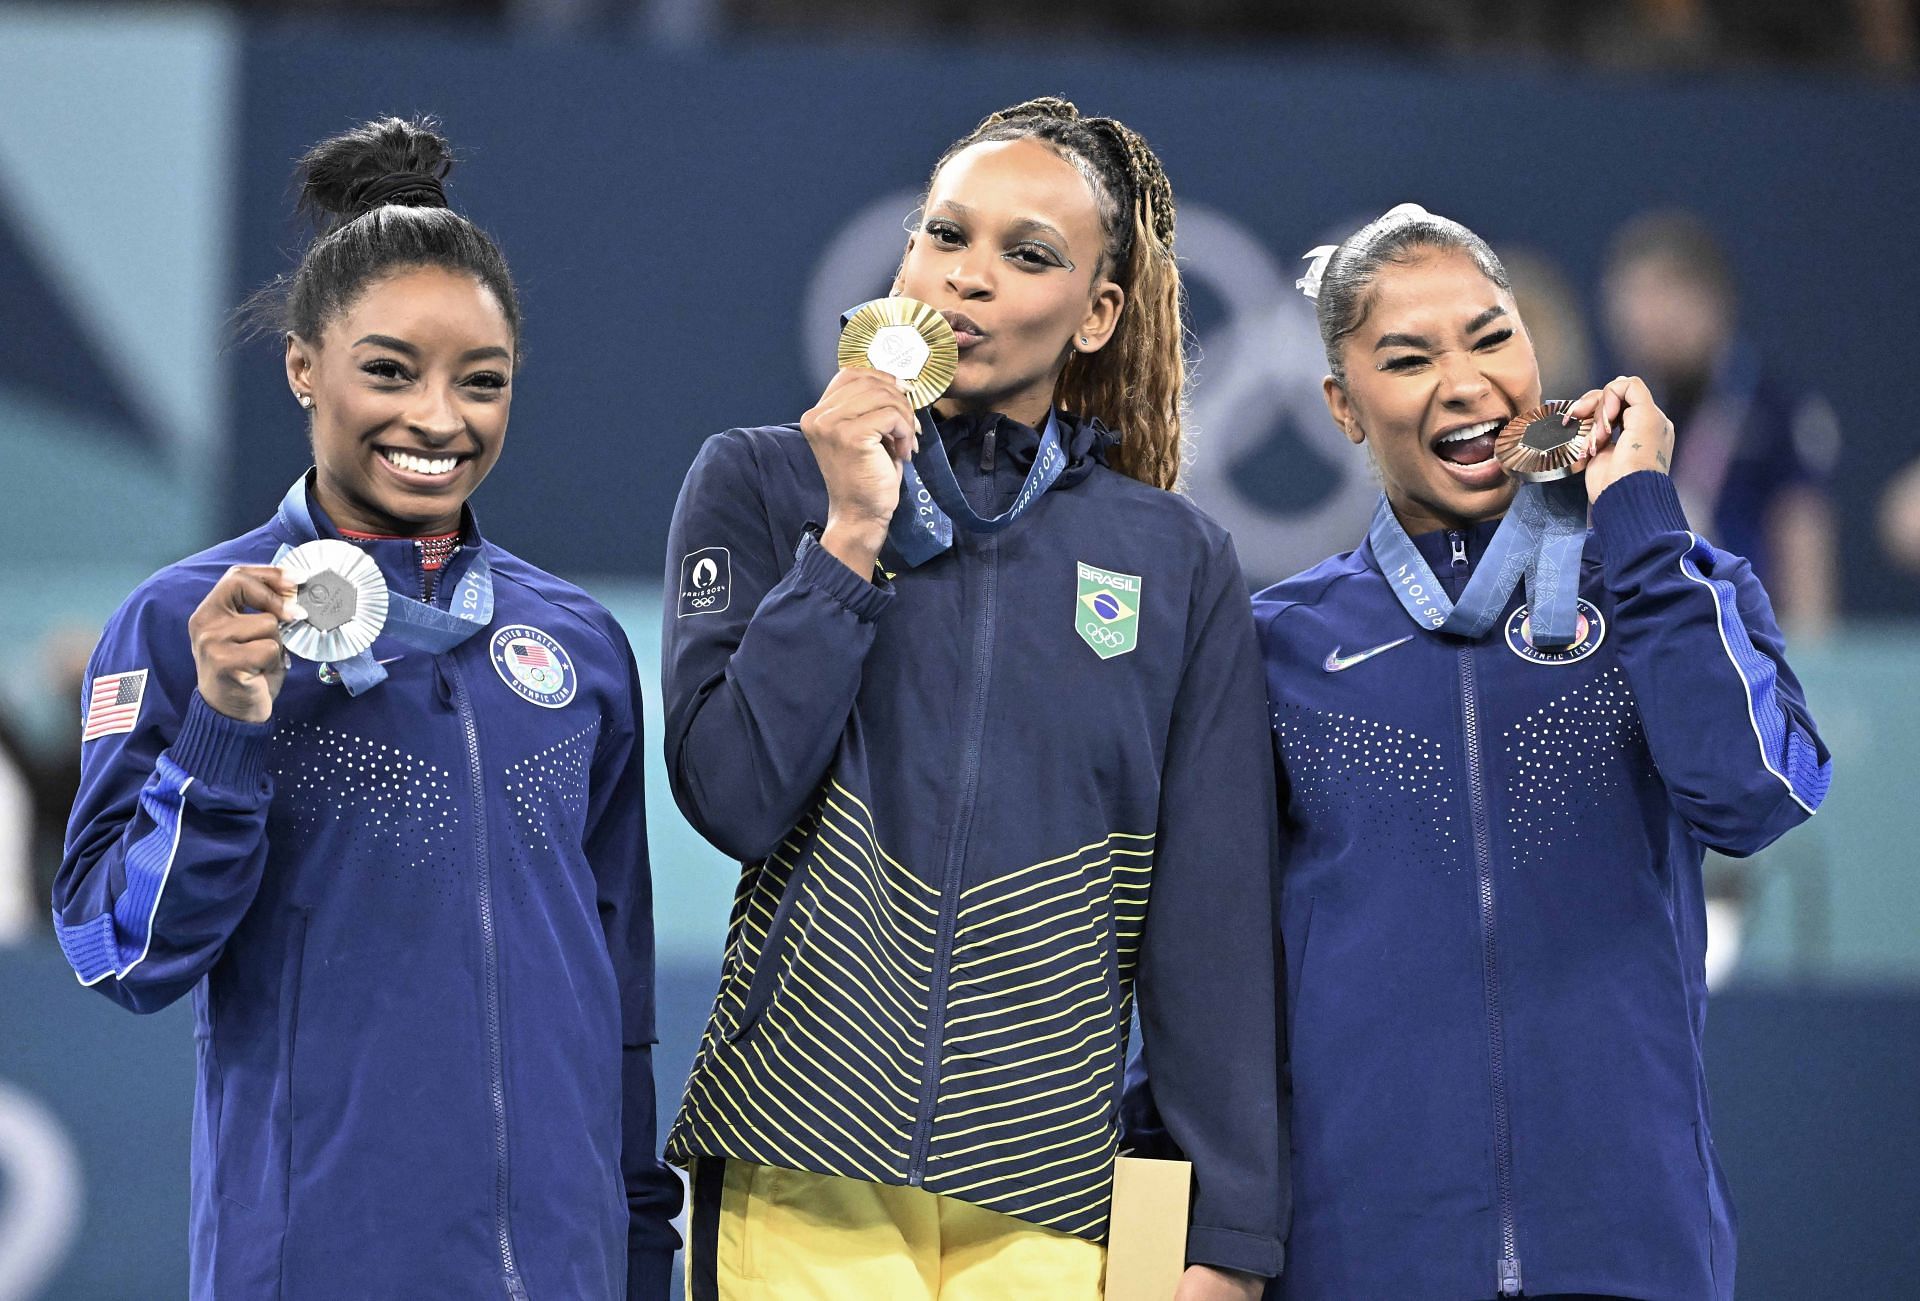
[228,38,1920,606]
[5,20,1919,1300]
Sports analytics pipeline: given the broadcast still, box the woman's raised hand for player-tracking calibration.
[800,366,921,575]
[189,565,301,723]
[1568,374,1674,504]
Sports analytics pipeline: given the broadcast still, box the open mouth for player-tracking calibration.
[377,447,467,481]
[1431,418,1503,466]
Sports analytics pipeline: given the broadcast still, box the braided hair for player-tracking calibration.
[242,116,520,352]
[925,97,1187,491]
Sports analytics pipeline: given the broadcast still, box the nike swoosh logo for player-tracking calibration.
[1323,636,1413,673]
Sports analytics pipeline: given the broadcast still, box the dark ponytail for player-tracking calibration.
[242,116,520,351]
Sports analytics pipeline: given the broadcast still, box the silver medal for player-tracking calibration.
[278,539,389,663]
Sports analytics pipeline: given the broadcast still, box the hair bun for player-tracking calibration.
[297,115,454,232]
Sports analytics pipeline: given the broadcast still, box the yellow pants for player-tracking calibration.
[685,1159,1108,1300]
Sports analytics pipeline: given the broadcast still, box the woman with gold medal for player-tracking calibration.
[661,99,1284,1299]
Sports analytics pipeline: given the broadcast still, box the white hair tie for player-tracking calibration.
[1297,203,1441,301]
[1295,245,1338,300]
[1378,201,1433,225]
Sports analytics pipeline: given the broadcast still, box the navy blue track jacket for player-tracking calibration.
[53,479,681,1300]
[1257,471,1831,1300]
[660,411,1285,1276]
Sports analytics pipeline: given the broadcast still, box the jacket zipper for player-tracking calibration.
[440,542,526,1301]
[1459,643,1522,1298]
[909,430,1000,1186]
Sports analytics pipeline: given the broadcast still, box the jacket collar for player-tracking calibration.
[930,408,1113,488]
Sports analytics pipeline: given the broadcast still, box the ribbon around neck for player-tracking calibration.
[1367,477,1589,649]
[274,477,493,695]
[886,410,1069,568]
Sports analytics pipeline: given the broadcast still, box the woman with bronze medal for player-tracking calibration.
[1171,203,1829,1300]
[53,117,681,1298]
[662,99,1283,1298]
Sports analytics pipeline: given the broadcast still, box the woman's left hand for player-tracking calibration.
[1566,374,1674,504]
[1174,1263,1266,1301]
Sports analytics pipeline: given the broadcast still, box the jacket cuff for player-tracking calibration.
[793,530,894,623]
[626,1245,674,1301]
[169,692,273,795]
[1187,1224,1283,1280]
[1591,469,1691,562]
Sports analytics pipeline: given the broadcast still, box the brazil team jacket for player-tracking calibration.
[659,410,1285,1277]
[53,479,681,1301]
[1255,471,1831,1301]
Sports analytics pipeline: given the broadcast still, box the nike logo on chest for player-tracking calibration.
[1322,636,1414,673]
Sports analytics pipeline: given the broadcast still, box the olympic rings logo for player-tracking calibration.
[1082,621,1129,648]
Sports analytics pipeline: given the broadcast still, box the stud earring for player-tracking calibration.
[297,393,313,410]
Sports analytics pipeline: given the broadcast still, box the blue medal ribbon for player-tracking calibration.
[1367,477,1589,648]
[887,409,1069,568]
[273,476,493,694]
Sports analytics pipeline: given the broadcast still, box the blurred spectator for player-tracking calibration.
[1501,246,1597,403]
[1601,209,1840,637]
[1879,455,1920,574]
[0,712,33,941]
[0,631,91,943]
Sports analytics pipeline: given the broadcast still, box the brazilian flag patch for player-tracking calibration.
[1076,562,1141,660]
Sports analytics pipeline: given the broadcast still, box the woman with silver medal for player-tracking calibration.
[662,98,1283,1300]
[53,117,681,1298]
[1148,204,1831,1301]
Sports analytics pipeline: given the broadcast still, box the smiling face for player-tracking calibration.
[286,265,514,536]
[898,137,1123,428]
[1324,248,1541,535]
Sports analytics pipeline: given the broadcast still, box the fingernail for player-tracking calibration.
[282,599,308,623]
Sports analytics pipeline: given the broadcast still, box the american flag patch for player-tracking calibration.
[83,670,149,742]
[511,643,552,669]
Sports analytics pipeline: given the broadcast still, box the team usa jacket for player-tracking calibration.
[660,410,1286,1277]
[53,479,682,1301]
[1255,471,1831,1301]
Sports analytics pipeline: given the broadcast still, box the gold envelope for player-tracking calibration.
[1103,1156,1192,1301]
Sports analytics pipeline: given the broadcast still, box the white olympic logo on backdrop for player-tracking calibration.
[0,1080,83,1300]
[802,192,1376,578]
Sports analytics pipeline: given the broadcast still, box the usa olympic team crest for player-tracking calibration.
[1505,598,1606,665]
[491,625,577,708]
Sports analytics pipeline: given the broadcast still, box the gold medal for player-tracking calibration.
[1496,399,1594,483]
[277,539,389,663]
[838,296,958,410]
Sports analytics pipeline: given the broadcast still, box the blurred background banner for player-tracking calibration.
[227,36,1920,600]
[3,5,1918,1298]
